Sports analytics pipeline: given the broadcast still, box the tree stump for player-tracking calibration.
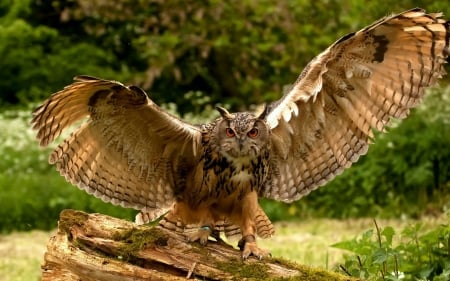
[41,209,360,280]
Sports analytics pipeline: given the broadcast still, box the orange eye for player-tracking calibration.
[225,128,235,137]
[247,128,259,138]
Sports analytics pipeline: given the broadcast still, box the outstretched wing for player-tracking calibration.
[32,76,202,222]
[262,8,449,201]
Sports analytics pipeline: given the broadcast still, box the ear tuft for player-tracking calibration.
[216,106,235,119]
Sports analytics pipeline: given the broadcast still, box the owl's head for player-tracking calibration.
[213,106,271,159]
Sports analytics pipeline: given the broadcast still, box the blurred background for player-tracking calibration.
[0,0,449,280]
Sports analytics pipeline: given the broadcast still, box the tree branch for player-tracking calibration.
[41,209,361,280]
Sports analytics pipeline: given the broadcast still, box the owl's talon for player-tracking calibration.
[239,235,270,260]
[186,226,212,245]
[241,241,270,260]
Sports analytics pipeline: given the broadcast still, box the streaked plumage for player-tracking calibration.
[32,8,449,258]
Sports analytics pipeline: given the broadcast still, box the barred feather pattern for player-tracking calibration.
[263,8,449,202]
[32,76,201,222]
[160,205,274,240]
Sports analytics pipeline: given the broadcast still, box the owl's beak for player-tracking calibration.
[238,137,244,150]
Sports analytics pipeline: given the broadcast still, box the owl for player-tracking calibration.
[32,8,449,259]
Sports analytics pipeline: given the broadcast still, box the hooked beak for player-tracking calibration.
[238,137,244,150]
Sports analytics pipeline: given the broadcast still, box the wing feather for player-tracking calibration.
[32,76,202,221]
[263,8,449,202]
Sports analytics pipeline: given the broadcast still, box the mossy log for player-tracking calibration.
[41,209,360,281]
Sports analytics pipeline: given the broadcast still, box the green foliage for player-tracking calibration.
[333,217,450,280]
[1,0,449,112]
[0,0,129,105]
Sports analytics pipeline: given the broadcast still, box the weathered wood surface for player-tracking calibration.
[41,209,360,280]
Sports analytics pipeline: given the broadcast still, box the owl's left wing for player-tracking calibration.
[32,76,202,222]
[262,8,449,202]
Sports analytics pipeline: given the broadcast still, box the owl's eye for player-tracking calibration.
[247,127,259,138]
[225,128,235,137]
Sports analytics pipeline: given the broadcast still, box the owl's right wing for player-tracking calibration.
[32,76,202,222]
[261,8,449,202]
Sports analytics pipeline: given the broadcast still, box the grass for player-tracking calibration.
[0,230,54,281]
[0,215,447,281]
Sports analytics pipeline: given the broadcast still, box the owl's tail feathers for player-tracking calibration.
[216,207,275,240]
[255,207,275,239]
[216,222,241,240]
[157,207,275,240]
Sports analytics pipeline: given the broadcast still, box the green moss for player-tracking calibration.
[212,251,362,281]
[239,263,271,279]
[267,258,361,281]
[215,256,360,281]
[58,209,89,235]
[270,256,302,271]
[215,258,270,280]
[112,226,168,258]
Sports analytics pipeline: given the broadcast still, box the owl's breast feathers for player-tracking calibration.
[183,129,270,211]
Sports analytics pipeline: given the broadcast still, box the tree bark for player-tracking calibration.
[41,209,360,280]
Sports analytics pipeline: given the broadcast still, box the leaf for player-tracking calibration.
[417,266,435,279]
[401,223,422,238]
[331,239,359,252]
[332,229,377,256]
[382,226,395,246]
[372,248,388,264]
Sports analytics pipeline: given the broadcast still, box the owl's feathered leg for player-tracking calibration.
[185,225,226,244]
[160,215,215,245]
[185,225,212,245]
[239,191,271,259]
[185,212,216,245]
[161,202,216,245]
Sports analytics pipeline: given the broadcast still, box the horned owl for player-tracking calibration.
[32,8,449,259]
